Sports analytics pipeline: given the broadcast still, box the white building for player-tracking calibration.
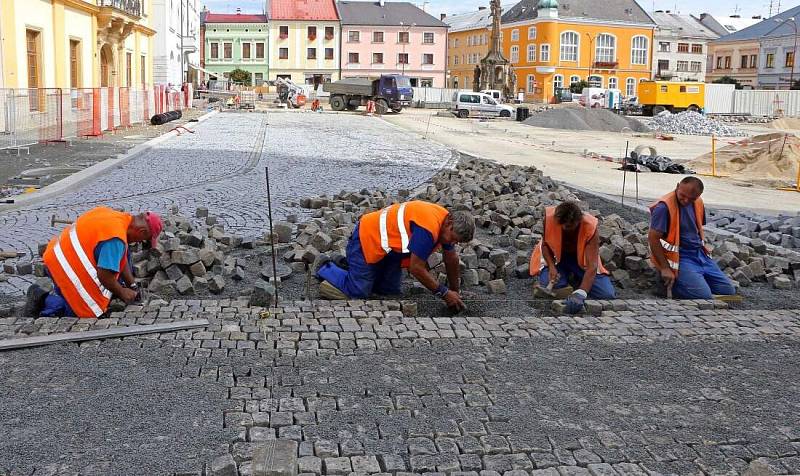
[650,11,719,82]
[153,0,201,85]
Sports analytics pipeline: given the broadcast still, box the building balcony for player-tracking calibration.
[593,60,618,69]
[97,0,142,18]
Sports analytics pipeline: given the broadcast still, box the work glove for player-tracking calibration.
[564,289,587,314]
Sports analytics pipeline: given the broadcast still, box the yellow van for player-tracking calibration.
[637,81,705,116]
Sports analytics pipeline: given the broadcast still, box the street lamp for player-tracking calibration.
[399,21,416,75]
[774,17,797,89]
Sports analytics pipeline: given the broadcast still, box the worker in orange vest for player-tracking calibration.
[529,201,615,314]
[27,207,163,318]
[316,200,475,311]
[648,177,735,299]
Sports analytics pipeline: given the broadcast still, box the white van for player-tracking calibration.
[451,91,514,118]
[480,89,504,102]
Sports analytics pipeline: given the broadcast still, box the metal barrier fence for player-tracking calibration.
[0,84,194,153]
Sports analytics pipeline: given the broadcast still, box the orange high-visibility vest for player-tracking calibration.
[529,207,609,276]
[359,201,450,266]
[43,207,131,318]
[649,191,708,271]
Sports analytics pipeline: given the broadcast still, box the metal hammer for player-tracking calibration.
[51,215,73,228]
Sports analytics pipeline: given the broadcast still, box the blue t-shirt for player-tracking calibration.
[407,222,454,261]
[650,202,705,251]
[93,238,126,272]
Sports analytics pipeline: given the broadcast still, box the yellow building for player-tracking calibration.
[0,0,156,89]
[444,8,492,90]
[501,0,655,102]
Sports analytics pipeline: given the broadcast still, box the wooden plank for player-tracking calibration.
[713,294,744,303]
[0,319,210,351]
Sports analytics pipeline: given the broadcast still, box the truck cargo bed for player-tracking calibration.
[323,77,375,96]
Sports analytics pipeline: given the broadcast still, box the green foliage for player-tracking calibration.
[712,76,743,90]
[229,68,252,85]
[569,80,589,93]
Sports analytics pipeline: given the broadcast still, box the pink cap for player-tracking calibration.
[146,211,163,248]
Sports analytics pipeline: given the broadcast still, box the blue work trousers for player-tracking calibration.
[672,248,736,299]
[317,223,403,298]
[538,255,616,299]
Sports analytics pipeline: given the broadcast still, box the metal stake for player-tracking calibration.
[425,113,433,139]
[621,140,629,205]
[265,167,279,308]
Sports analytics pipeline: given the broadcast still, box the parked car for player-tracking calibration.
[480,89,504,102]
[451,91,514,118]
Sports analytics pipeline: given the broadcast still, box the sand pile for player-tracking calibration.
[523,107,650,133]
[687,132,800,185]
[769,117,800,131]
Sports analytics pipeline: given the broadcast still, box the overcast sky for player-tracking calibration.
[201,0,773,19]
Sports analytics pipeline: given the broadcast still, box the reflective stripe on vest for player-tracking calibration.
[69,226,112,300]
[659,238,679,253]
[379,202,410,254]
[52,235,104,317]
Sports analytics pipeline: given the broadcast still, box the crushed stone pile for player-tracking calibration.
[687,133,800,186]
[523,107,650,133]
[649,111,747,137]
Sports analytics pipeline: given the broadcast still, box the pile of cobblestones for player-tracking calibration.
[709,209,800,249]
[649,111,747,137]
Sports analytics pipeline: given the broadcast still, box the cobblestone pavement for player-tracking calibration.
[1,300,799,475]
[0,112,453,298]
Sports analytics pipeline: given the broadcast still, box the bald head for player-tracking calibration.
[675,176,704,207]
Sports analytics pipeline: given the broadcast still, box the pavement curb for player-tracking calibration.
[0,110,219,213]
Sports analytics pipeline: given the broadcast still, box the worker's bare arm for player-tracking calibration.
[120,265,135,287]
[97,269,138,304]
[647,229,676,286]
[442,249,460,293]
[408,254,439,291]
[578,232,600,293]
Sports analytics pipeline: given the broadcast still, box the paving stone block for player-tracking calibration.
[487,279,507,294]
[322,457,352,475]
[251,440,297,476]
[210,453,238,476]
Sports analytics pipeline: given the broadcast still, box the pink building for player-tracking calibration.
[337,1,449,87]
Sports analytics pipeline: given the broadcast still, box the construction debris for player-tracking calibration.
[648,111,747,137]
[622,146,693,174]
[523,107,650,133]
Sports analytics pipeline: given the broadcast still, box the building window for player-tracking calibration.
[540,44,550,62]
[423,32,434,44]
[398,53,408,64]
[372,52,383,64]
[325,48,334,60]
[658,41,670,52]
[676,60,688,72]
[453,38,459,48]
[608,77,617,89]
[422,53,434,64]
[631,36,648,65]
[348,30,360,42]
[452,55,459,65]
[690,61,702,72]
[750,54,758,68]
[658,59,669,73]
[510,45,519,63]
[308,26,317,40]
[325,26,335,40]
[307,48,317,60]
[256,42,265,59]
[724,56,731,69]
[560,31,579,61]
[677,42,689,53]
[716,56,723,69]
[741,55,748,68]
[588,75,602,87]
[691,43,703,54]
[279,25,289,39]
[569,75,580,86]
[787,51,795,68]
[223,42,232,59]
[527,44,536,62]
[420,78,433,87]
[69,39,81,88]
[373,31,384,43]
[553,74,563,94]
[511,29,519,41]
[626,77,636,96]
[279,47,289,60]
[140,55,146,85]
[527,74,536,93]
[25,29,41,103]
[528,26,537,40]
[348,52,359,63]
[126,52,132,85]
[210,42,219,59]
[595,33,616,63]
[242,43,251,59]
[398,31,409,44]
[254,72,263,85]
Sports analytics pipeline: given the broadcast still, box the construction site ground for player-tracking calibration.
[0,109,799,476]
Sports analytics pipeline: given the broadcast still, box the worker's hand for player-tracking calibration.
[118,287,139,304]
[660,267,676,289]
[443,290,466,311]
[547,267,560,287]
[563,289,587,314]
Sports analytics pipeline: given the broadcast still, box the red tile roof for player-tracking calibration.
[269,0,339,21]
[204,12,268,23]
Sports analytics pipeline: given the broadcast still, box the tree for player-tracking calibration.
[569,80,589,93]
[229,68,252,85]
[712,76,743,90]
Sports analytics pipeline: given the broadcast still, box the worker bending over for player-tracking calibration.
[529,201,615,314]
[27,206,163,318]
[649,177,735,299]
[316,200,475,311]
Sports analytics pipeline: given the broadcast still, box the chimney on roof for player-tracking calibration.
[236,7,241,14]
[730,14,740,18]
[753,15,762,19]
[441,13,446,20]
[478,6,486,10]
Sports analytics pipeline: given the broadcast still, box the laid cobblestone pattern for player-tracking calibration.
[1,300,799,474]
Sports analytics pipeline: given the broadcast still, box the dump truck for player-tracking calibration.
[323,74,413,114]
[638,80,705,116]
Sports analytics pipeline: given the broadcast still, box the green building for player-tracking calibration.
[201,10,269,85]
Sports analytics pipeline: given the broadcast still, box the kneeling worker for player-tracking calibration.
[648,177,735,299]
[529,201,615,314]
[27,206,163,318]
[316,200,475,311]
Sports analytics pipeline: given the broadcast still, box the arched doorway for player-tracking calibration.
[100,44,113,87]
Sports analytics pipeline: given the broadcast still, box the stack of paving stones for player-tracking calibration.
[2,298,800,475]
[709,209,800,250]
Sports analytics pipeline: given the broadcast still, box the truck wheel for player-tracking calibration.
[653,105,667,115]
[457,109,469,119]
[330,95,346,111]
[391,107,402,113]
[375,99,389,115]
[499,110,511,118]
[346,104,358,111]
[687,104,700,113]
